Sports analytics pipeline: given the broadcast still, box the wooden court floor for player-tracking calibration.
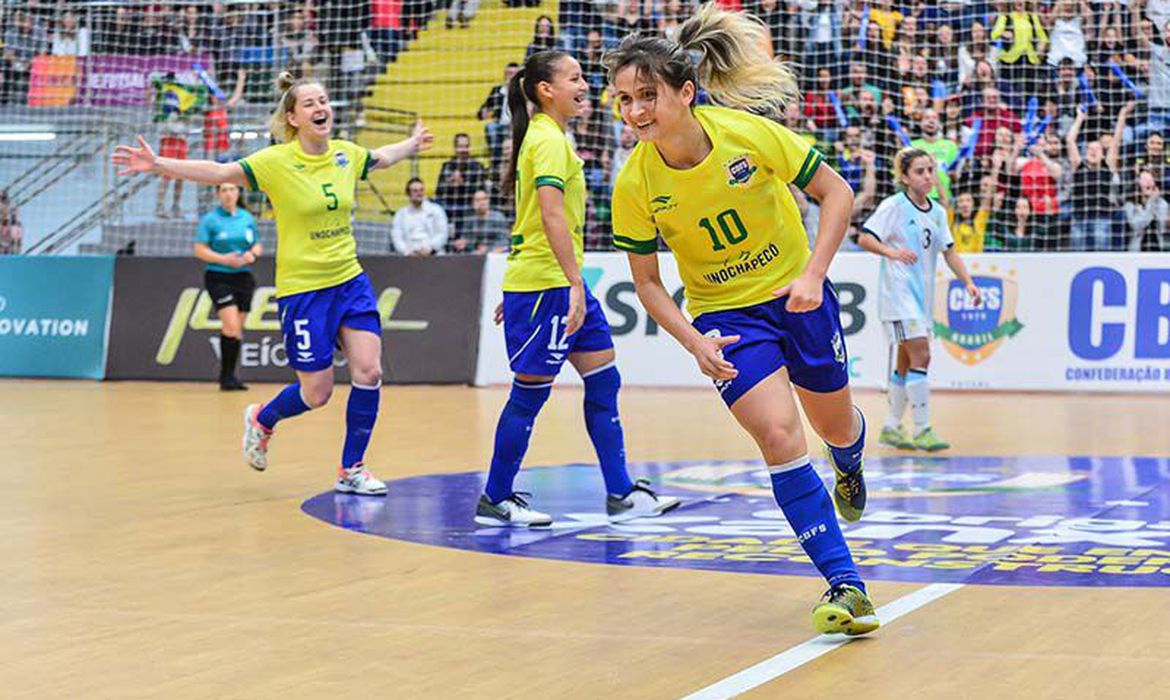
[2,379,1169,699]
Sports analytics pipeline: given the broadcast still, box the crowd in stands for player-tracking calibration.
[3,1,1170,254]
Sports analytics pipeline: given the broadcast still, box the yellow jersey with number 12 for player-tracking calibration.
[239,139,371,297]
[612,105,823,317]
[503,112,586,292]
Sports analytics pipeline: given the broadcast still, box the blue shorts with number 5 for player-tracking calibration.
[278,272,381,372]
[503,285,614,377]
[691,279,850,407]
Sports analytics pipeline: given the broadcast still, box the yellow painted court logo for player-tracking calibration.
[932,263,1023,366]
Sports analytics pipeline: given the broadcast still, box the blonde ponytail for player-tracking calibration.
[676,3,800,116]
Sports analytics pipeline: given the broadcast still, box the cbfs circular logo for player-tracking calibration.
[302,456,1170,588]
[933,263,1024,365]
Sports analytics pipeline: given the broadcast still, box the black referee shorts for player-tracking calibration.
[204,270,256,312]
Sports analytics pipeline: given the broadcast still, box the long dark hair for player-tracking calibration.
[506,49,571,191]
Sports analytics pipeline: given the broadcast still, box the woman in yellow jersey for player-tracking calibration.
[606,3,878,635]
[475,50,681,528]
[113,71,433,496]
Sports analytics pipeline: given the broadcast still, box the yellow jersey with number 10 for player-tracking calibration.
[503,112,586,292]
[612,106,823,317]
[239,139,371,297]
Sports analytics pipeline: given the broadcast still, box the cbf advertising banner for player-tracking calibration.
[106,257,484,383]
[0,257,114,379]
[475,252,1170,393]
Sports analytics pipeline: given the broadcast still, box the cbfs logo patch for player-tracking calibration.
[724,155,758,186]
[933,264,1023,365]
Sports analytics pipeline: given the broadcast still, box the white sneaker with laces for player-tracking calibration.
[474,493,553,527]
[335,463,388,496]
[607,479,682,521]
[242,403,272,471]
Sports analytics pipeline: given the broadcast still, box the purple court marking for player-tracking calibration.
[301,456,1170,588]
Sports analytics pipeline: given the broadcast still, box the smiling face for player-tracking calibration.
[287,83,332,143]
[537,55,588,123]
[614,65,695,144]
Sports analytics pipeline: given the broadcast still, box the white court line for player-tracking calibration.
[680,583,965,700]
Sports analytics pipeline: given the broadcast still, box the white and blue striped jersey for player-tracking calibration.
[862,192,954,323]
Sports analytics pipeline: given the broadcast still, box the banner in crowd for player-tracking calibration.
[78,55,211,106]
[475,253,1170,393]
[0,257,114,379]
[106,257,484,383]
[28,55,81,107]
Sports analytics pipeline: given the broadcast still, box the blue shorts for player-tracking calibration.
[503,285,614,376]
[691,279,850,407]
[278,273,381,372]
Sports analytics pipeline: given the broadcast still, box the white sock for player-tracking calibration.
[906,369,930,434]
[885,373,908,430]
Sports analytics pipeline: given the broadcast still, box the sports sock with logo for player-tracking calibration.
[770,457,865,592]
[484,379,552,503]
[582,363,634,497]
[257,383,311,430]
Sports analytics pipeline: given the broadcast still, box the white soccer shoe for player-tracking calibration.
[242,403,273,471]
[475,493,553,527]
[335,463,388,496]
[606,479,682,522]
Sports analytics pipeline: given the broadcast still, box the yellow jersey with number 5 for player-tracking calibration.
[239,139,371,297]
[612,106,823,316]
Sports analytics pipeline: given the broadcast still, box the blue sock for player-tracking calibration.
[484,379,552,502]
[342,382,381,469]
[257,383,311,430]
[826,406,866,475]
[583,364,634,497]
[771,459,865,592]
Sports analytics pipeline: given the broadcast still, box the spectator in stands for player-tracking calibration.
[840,62,882,117]
[1066,104,1123,251]
[987,196,1037,252]
[610,123,637,190]
[436,132,488,234]
[490,136,515,217]
[612,0,657,39]
[958,21,998,89]
[479,63,520,159]
[867,0,903,49]
[451,189,509,253]
[1047,0,1089,68]
[967,87,1021,158]
[137,4,174,56]
[281,9,319,76]
[990,1,1049,102]
[93,6,132,54]
[2,11,49,104]
[912,108,960,201]
[1131,6,1170,141]
[1124,169,1169,251]
[930,23,961,88]
[580,29,607,93]
[949,184,993,253]
[1134,130,1170,194]
[371,0,405,65]
[802,0,842,78]
[804,68,840,135]
[0,191,21,256]
[392,178,450,255]
[941,97,964,143]
[526,15,558,58]
[569,97,612,197]
[1015,132,1064,243]
[447,0,480,29]
[51,10,90,57]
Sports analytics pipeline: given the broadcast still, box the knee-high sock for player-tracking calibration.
[484,379,552,502]
[826,406,865,475]
[582,363,634,497]
[219,335,240,382]
[342,382,381,469]
[770,457,864,591]
[885,371,907,430]
[257,383,311,430]
[906,368,930,433]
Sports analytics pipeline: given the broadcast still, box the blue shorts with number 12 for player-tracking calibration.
[503,285,613,376]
